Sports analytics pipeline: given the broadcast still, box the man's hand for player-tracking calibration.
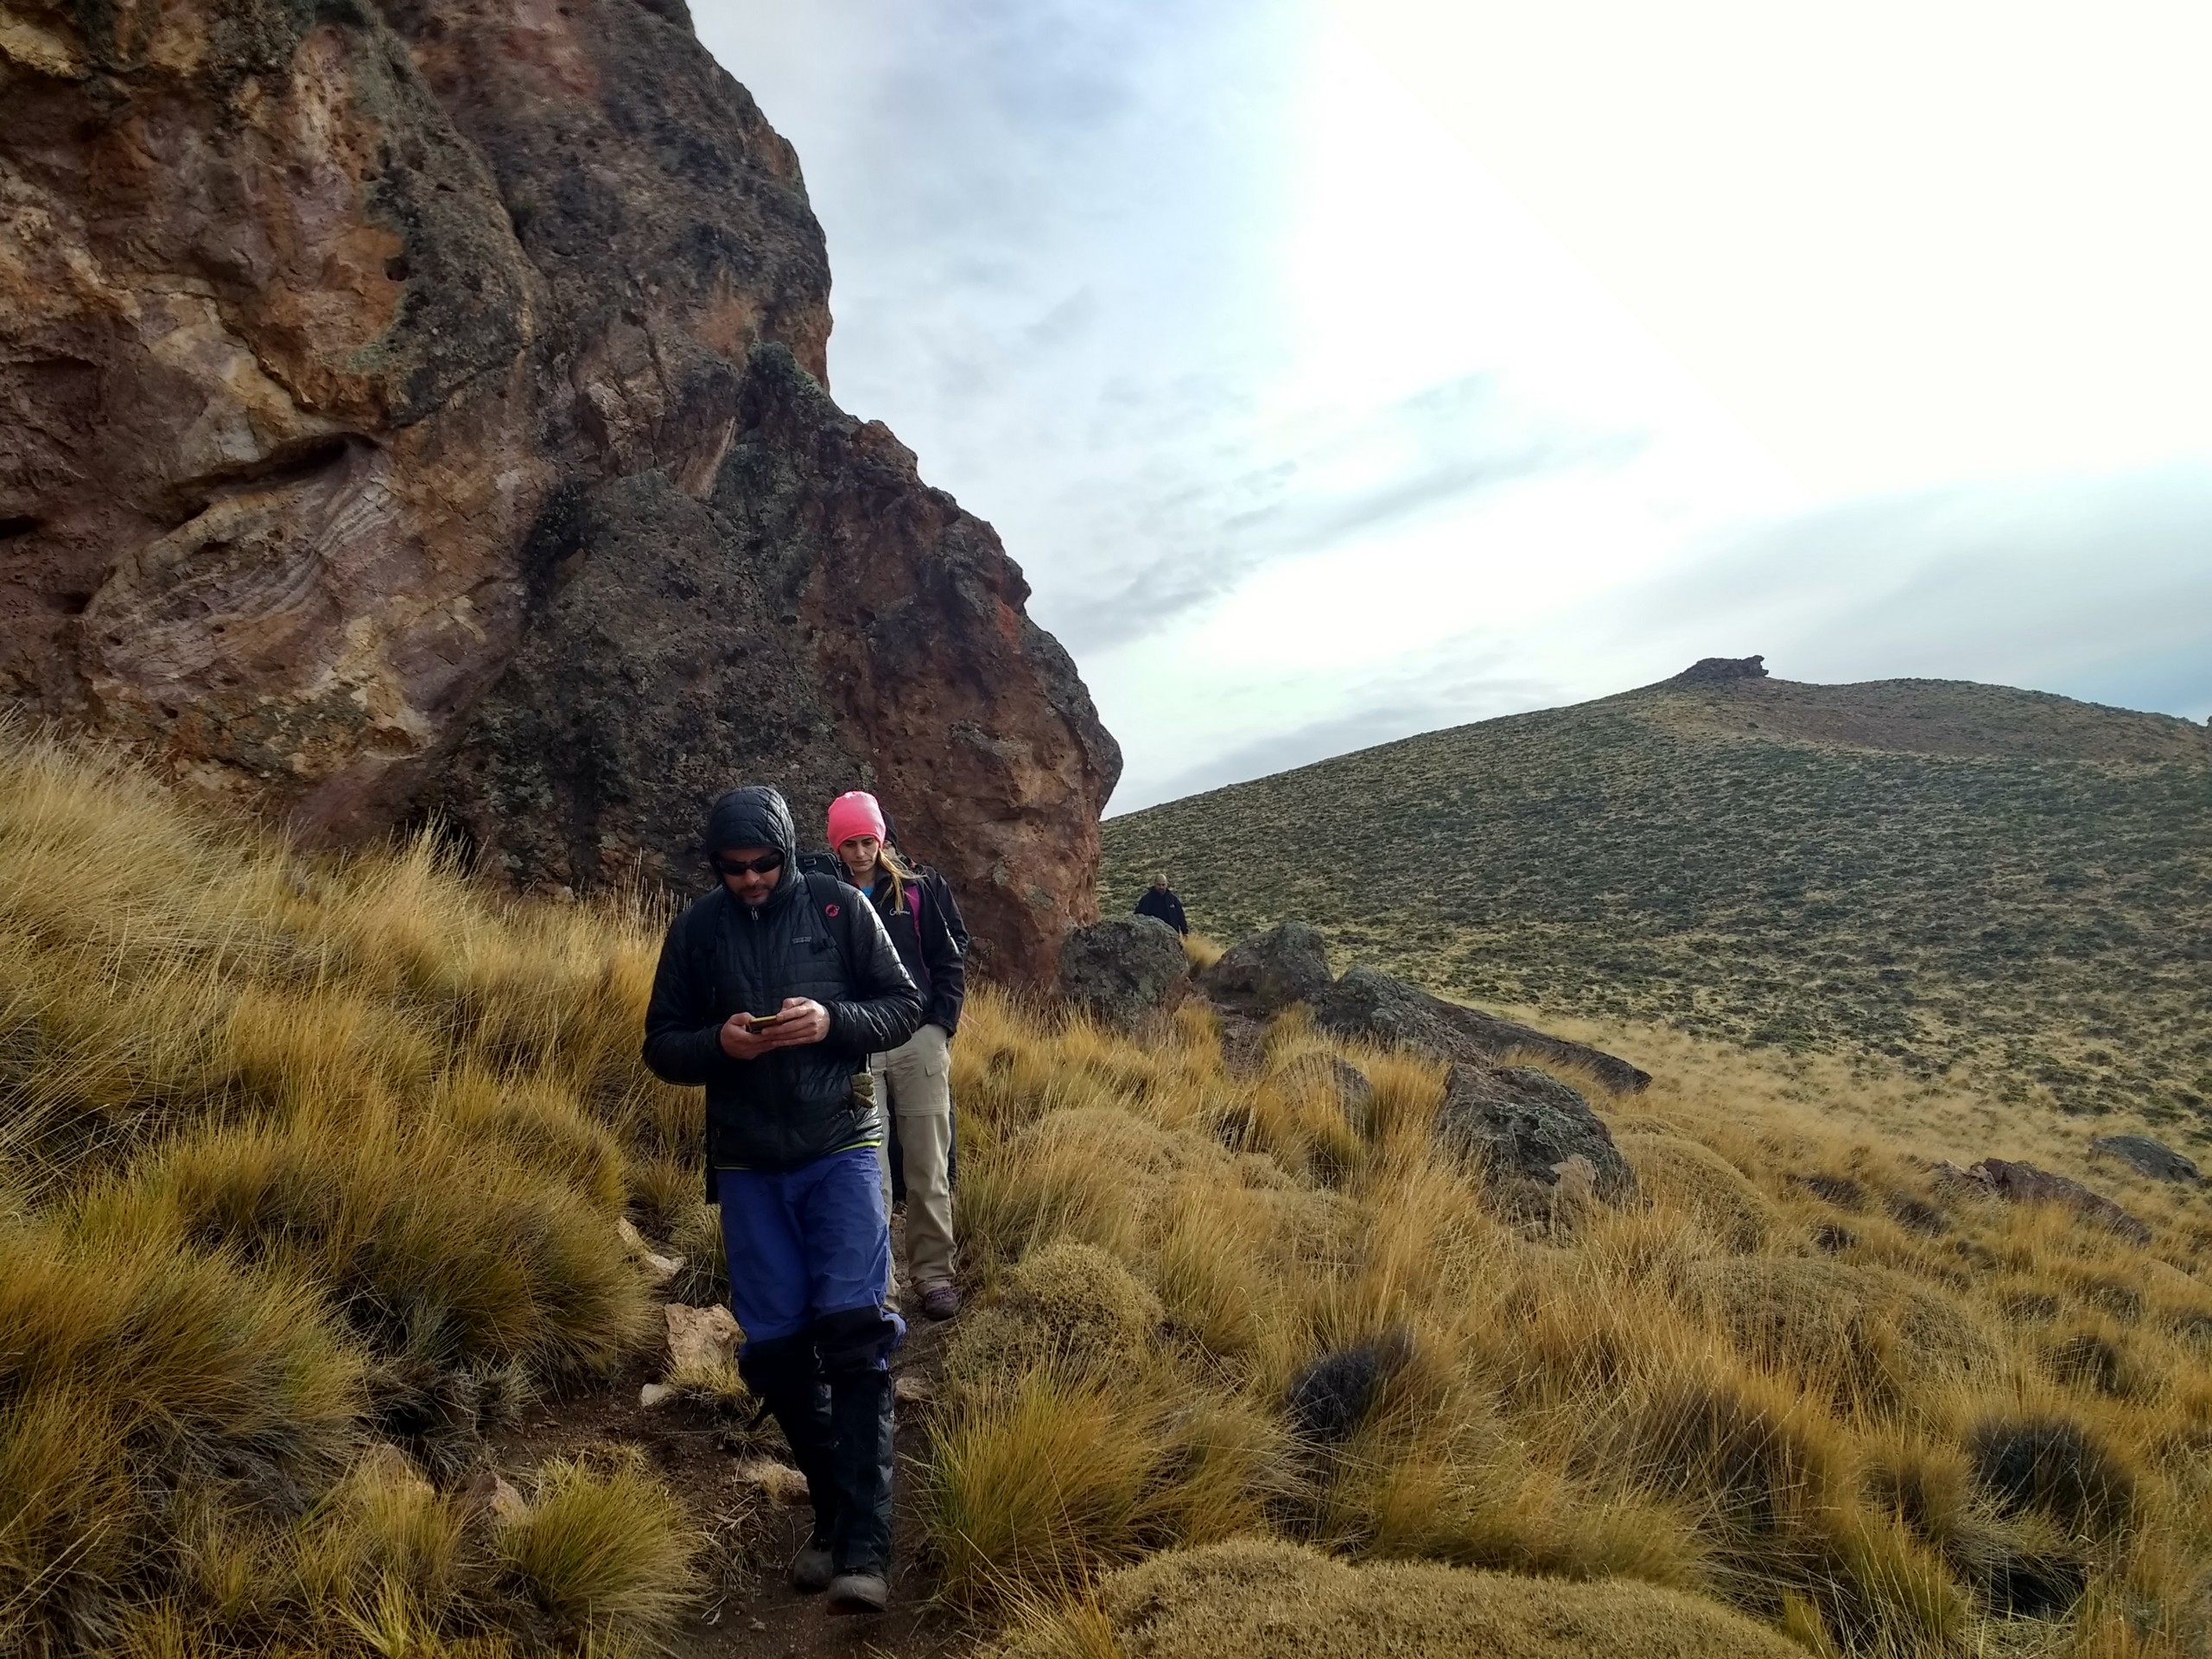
[716,999,830,1059]
[755,998,830,1050]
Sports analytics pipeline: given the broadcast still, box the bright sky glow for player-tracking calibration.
[691,0,2212,810]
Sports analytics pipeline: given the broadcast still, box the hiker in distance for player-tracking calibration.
[1135,871,1189,935]
[829,791,968,1321]
[641,786,922,1615]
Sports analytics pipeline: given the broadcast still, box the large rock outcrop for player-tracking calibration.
[0,0,1117,981]
[1311,965,1652,1094]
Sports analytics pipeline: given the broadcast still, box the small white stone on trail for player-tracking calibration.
[732,1457,810,1504]
[617,1217,686,1286]
[893,1371,934,1406]
[639,1382,677,1409]
[666,1302,741,1373]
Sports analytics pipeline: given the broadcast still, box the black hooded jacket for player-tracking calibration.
[641,787,925,1173]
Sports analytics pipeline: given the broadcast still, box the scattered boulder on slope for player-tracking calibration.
[1436,1064,1637,1211]
[1312,966,1651,1094]
[1936,1160,2152,1245]
[990,1537,1809,1659]
[1284,1330,1414,1446]
[1059,916,1190,1027]
[1196,921,1334,1014]
[2089,1134,2201,1184]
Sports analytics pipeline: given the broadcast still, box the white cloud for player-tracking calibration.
[691,2,2212,814]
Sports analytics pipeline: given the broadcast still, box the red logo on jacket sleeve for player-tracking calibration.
[825,903,840,917]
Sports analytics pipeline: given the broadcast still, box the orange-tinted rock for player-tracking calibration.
[0,0,1116,979]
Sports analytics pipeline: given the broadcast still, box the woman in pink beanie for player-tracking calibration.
[826,791,969,1321]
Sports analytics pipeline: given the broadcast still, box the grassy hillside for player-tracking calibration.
[14,721,2212,1658]
[1103,674,2212,1126]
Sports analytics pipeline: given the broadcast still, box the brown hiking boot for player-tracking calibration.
[918,1284,961,1320]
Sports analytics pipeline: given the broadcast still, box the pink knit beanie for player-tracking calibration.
[826,790,887,851]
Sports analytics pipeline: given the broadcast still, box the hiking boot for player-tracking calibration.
[918,1284,961,1321]
[827,1569,890,1613]
[789,1539,835,1594]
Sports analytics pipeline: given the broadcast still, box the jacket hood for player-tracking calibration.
[704,786,799,900]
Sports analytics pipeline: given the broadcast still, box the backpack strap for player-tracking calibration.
[802,871,859,985]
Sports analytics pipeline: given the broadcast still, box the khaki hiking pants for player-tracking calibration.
[871,1022,956,1294]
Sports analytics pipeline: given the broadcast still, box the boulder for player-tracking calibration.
[0,0,1116,984]
[1312,967,1650,1094]
[1436,1065,1636,1207]
[1939,1160,2152,1246]
[617,1217,685,1287]
[1285,1331,1413,1446]
[1195,922,1333,1014]
[461,1468,531,1523]
[1668,655,1770,685]
[1059,916,1190,1027]
[665,1302,743,1375]
[2088,1134,2201,1184]
[732,1457,811,1505]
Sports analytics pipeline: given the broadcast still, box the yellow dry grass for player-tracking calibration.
[14,722,2212,1658]
[991,1536,1811,1659]
[939,976,2212,1656]
[0,727,695,1656]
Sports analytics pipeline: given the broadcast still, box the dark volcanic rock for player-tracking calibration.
[1436,1064,1636,1205]
[1792,1173,1867,1211]
[437,346,1117,982]
[2088,1134,2201,1184]
[1059,917,1189,1027]
[1941,1160,2152,1246]
[1311,966,1651,1094]
[1285,1331,1412,1446]
[1669,655,1770,685]
[1196,922,1333,1014]
[0,0,1116,982]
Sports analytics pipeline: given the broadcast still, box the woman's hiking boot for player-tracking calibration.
[918,1284,961,1320]
[827,1569,890,1613]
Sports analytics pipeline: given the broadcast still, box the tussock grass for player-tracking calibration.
[0,728,693,1654]
[992,1537,1809,1659]
[16,720,2212,1655]
[939,962,2212,1654]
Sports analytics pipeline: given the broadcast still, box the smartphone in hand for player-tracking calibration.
[743,1010,791,1034]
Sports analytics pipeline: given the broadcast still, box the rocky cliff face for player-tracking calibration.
[0,0,1118,979]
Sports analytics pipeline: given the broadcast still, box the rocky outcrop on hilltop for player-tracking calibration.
[0,0,1116,979]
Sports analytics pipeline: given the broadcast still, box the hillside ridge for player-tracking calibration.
[1103,664,2212,1125]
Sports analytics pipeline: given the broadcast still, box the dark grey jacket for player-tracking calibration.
[641,788,924,1174]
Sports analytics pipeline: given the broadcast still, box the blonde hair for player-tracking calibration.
[870,842,919,914]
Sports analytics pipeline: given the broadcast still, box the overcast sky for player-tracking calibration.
[691,0,2212,811]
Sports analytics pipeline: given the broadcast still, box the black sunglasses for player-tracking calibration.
[718,853,785,875]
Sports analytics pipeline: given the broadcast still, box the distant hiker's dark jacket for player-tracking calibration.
[870,866,968,1038]
[1135,886,1189,935]
[642,788,924,1175]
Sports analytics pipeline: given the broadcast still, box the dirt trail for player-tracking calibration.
[494,1264,971,1659]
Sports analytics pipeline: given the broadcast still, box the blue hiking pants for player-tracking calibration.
[716,1147,905,1573]
[716,1146,902,1344]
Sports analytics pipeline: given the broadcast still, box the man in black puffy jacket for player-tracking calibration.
[642,786,922,1614]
